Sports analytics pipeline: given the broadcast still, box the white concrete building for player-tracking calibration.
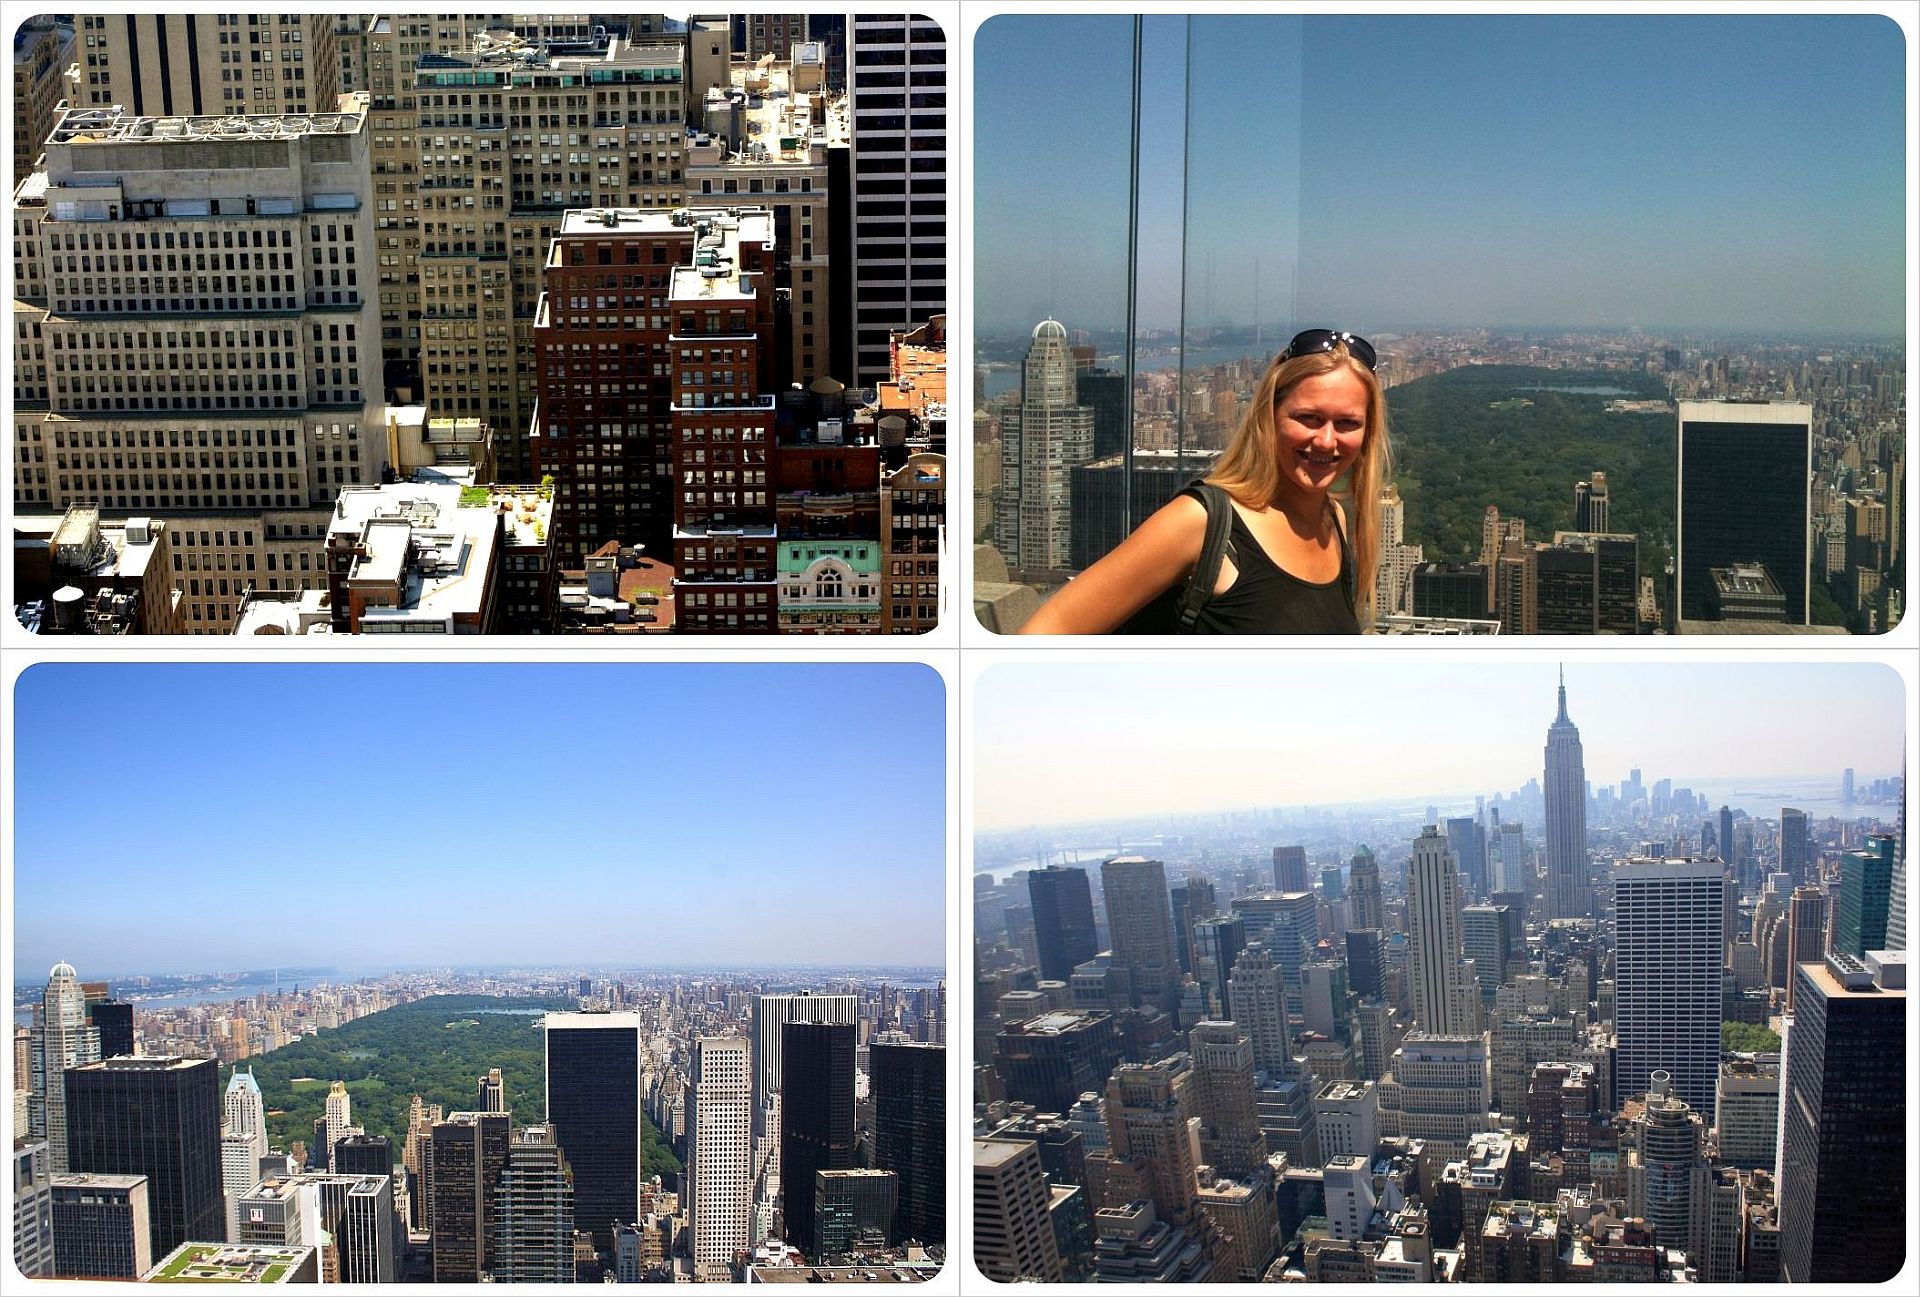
[688,1036,751,1280]
[1613,857,1726,1120]
[12,97,388,632]
[994,320,1094,572]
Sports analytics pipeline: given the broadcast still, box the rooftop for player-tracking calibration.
[49,101,367,147]
[1009,1010,1104,1037]
[145,1243,314,1284]
[328,478,535,627]
[49,1172,148,1192]
[972,1137,1034,1171]
[689,61,849,164]
[746,1263,936,1283]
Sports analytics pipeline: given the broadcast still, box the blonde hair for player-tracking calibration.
[1206,343,1392,626]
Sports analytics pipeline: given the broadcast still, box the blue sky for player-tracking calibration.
[976,13,1907,336]
[11,663,947,977]
[973,660,1906,832]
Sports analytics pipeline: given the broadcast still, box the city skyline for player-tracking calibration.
[976,13,1907,337]
[973,661,1905,832]
[10,663,946,976]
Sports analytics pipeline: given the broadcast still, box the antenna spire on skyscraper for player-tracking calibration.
[1557,664,1569,722]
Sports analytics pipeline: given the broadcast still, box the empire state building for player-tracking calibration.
[1544,669,1590,919]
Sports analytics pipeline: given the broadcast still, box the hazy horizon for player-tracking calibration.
[973,661,1907,833]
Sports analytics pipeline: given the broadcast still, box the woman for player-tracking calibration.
[1020,329,1390,634]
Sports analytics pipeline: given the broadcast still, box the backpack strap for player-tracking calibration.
[1175,482,1235,631]
[1329,497,1356,613]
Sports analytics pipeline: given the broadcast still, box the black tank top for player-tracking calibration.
[1122,489,1361,635]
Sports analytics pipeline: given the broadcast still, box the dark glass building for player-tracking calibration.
[1535,533,1638,634]
[86,1001,135,1060]
[1068,450,1219,572]
[992,1011,1122,1116]
[1831,835,1895,959]
[1676,400,1811,623]
[333,1133,394,1179]
[61,1057,221,1260]
[813,1168,897,1258]
[1028,866,1098,984]
[871,1041,944,1247]
[544,1012,642,1255]
[1777,952,1905,1282]
[1412,561,1490,620]
[428,1110,511,1282]
[780,1021,855,1257]
[1076,367,1128,462]
[49,1173,150,1279]
[1345,929,1386,1001]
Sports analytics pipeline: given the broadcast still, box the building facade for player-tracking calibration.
[543,1011,643,1257]
[1613,858,1726,1119]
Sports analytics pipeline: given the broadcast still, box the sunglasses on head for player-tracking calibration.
[1279,329,1377,372]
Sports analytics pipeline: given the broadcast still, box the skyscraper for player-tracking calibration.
[323,1081,353,1172]
[476,1068,505,1114]
[532,206,774,577]
[1227,944,1291,1080]
[1405,827,1482,1036]
[1543,670,1590,920]
[845,14,946,386]
[1785,887,1829,1014]
[1348,848,1384,931]
[1105,1057,1201,1229]
[1624,1072,1709,1264]
[220,1069,269,1243]
[688,1036,751,1280]
[1028,866,1099,983]
[1446,816,1490,899]
[1612,858,1725,1119]
[1190,915,1247,1018]
[72,14,340,115]
[490,1125,574,1283]
[62,1057,223,1260]
[1273,845,1310,893]
[1885,762,1907,952]
[13,99,389,633]
[12,1139,56,1278]
[1777,952,1905,1282]
[996,320,1096,571]
[871,1041,944,1249]
[30,961,101,1173]
[86,1000,135,1062]
[48,1171,151,1280]
[1186,1022,1268,1179]
[1779,807,1811,886]
[750,992,857,1229]
[1676,399,1813,623]
[1101,856,1182,1014]
[543,1011,643,1256]
[428,1110,511,1282]
[1493,822,1528,894]
[974,1137,1064,1282]
[1573,471,1610,532]
[1170,874,1216,976]
[1832,835,1895,958]
[779,1022,856,1257]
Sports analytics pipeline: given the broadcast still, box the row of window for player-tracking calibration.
[41,228,295,252]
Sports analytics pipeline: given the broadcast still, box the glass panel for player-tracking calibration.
[974,15,1137,615]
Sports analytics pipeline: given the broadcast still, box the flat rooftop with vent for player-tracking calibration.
[47,103,367,147]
